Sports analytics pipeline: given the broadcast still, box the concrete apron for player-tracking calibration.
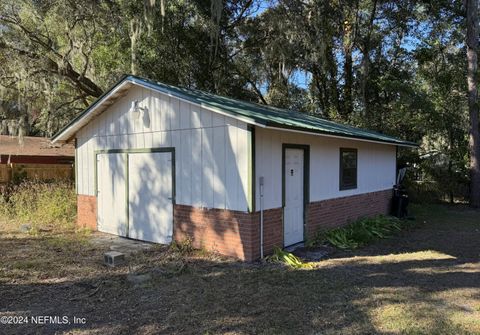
[90,232,154,256]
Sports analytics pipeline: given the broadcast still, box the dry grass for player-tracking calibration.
[0,204,479,334]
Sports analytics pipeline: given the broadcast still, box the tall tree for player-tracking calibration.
[465,0,480,207]
[0,0,477,203]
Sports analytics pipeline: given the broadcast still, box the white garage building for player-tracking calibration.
[52,75,416,261]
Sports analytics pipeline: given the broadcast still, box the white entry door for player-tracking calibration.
[284,148,304,246]
[97,153,127,236]
[128,152,173,244]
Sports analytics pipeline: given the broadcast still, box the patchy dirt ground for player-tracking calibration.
[0,204,479,335]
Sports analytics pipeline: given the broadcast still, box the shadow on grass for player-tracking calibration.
[326,203,480,261]
[1,252,479,335]
[0,204,479,334]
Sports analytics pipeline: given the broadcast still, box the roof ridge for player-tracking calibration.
[52,74,418,147]
[130,75,415,145]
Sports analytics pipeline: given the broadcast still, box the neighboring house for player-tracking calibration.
[52,75,417,261]
[0,135,74,184]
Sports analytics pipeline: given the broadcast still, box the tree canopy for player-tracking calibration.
[0,0,478,203]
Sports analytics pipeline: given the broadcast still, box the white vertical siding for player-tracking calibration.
[178,129,192,205]
[255,128,397,210]
[201,127,214,208]
[76,86,249,212]
[236,123,250,210]
[190,128,203,207]
[75,85,396,214]
[213,126,226,209]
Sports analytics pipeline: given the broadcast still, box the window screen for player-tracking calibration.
[340,148,357,190]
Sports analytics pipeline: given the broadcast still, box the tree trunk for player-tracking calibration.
[344,44,353,116]
[342,0,358,117]
[360,0,377,123]
[326,41,341,116]
[311,67,326,113]
[130,19,142,76]
[466,0,480,207]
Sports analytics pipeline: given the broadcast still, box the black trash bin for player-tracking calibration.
[392,185,409,218]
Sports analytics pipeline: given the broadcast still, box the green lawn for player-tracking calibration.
[0,204,479,334]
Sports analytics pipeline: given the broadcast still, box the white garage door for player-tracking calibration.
[97,153,127,236]
[128,152,173,244]
[96,151,173,244]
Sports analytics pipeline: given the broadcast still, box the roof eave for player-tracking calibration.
[128,77,266,128]
[51,75,132,143]
[51,74,417,148]
[264,123,419,148]
[51,75,265,143]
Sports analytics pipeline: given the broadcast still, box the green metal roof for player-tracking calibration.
[131,75,417,146]
[52,74,418,147]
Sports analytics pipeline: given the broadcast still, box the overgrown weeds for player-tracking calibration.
[267,246,314,269]
[170,236,195,255]
[0,180,76,230]
[311,215,410,250]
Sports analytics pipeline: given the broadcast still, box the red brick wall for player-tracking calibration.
[77,190,391,261]
[174,205,259,261]
[252,208,283,257]
[306,189,392,238]
[174,206,283,261]
[77,195,97,230]
[173,190,390,261]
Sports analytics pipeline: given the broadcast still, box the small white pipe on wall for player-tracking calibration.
[259,176,264,259]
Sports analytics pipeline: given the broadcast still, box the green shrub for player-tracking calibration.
[305,230,328,248]
[404,176,469,204]
[0,191,9,217]
[267,246,314,269]
[318,215,405,250]
[403,179,444,204]
[0,180,76,229]
[170,236,194,255]
[0,184,15,217]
